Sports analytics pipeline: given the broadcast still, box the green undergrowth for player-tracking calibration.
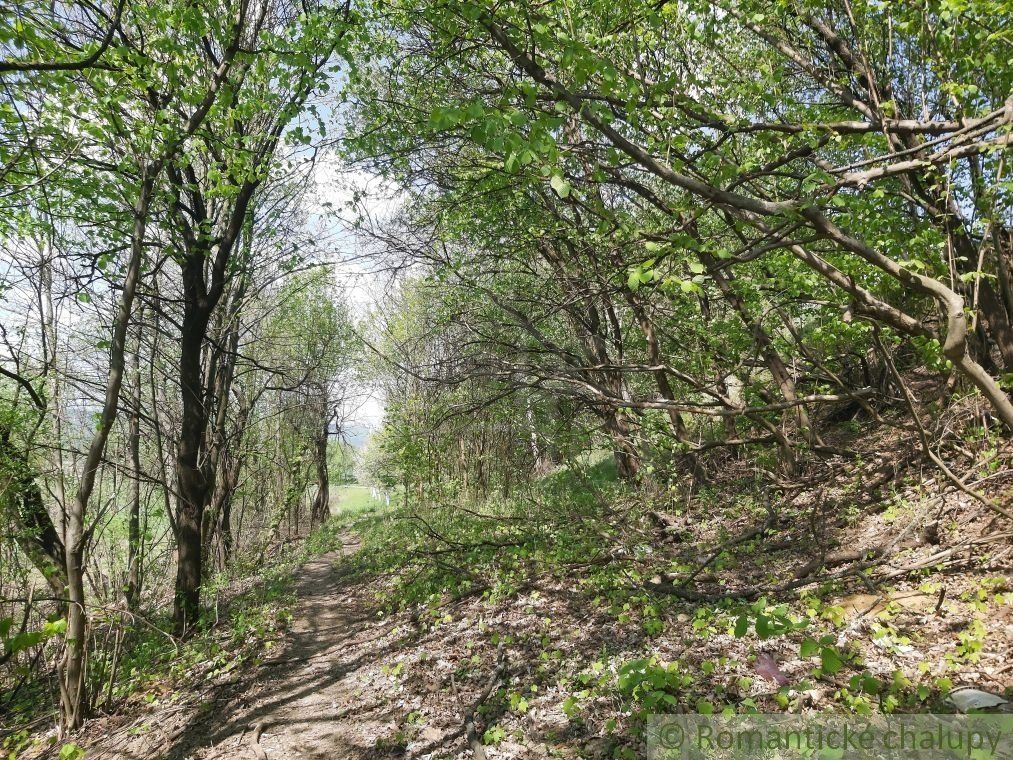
[331,484,388,517]
[326,463,1011,739]
[336,458,632,612]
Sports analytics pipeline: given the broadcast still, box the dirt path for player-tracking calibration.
[87,540,438,760]
[81,536,582,760]
[200,544,395,759]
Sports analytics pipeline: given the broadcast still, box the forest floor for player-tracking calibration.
[53,409,1013,759]
[72,521,1013,759]
[77,531,609,760]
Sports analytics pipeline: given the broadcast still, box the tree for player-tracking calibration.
[158,0,353,634]
[335,0,1010,517]
[258,270,354,529]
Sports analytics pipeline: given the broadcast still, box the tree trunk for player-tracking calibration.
[60,171,152,727]
[173,259,212,635]
[201,265,248,565]
[310,422,330,528]
[603,407,640,479]
[700,250,813,441]
[126,336,142,610]
[59,543,87,731]
[624,292,689,442]
[218,487,235,568]
[173,504,203,634]
[2,428,67,597]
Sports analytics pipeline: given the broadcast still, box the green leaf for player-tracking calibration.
[465,100,485,119]
[7,630,45,653]
[733,614,749,638]
[679,279,698,294]
[820,646,844,675]
[561,695,580,717]
[799,638,819,658]
[860,674,881,694]
[550,174,571,198]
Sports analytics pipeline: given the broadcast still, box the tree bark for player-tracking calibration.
[624,292,689,442]
[310,417,331,529]
[126,332,142,610]
[60,170,152,728]
[1,427,67,597]
[173,261,213,635]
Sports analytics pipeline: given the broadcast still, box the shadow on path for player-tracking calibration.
[91,541,420,760]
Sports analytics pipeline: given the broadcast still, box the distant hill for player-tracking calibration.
[336,422,374,450]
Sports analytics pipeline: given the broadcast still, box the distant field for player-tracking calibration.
[330,485,384,516]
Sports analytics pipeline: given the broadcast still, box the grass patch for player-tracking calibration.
[331,484,386,517]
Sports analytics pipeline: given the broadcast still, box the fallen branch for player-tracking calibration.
[682,513,775,586]
[877,532,1013,580]
[451,642,506,760]
[793,547,884,580]
[647,529,1013,602]
[872,326,1012,521]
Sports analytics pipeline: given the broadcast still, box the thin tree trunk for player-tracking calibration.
[624,292,689,442]
[61,171,152,729]
[699,250,813,441]
[126,330,142,610]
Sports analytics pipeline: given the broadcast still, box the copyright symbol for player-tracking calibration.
[658,722,684,749]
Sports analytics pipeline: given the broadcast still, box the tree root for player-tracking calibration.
[249,721,267,760]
